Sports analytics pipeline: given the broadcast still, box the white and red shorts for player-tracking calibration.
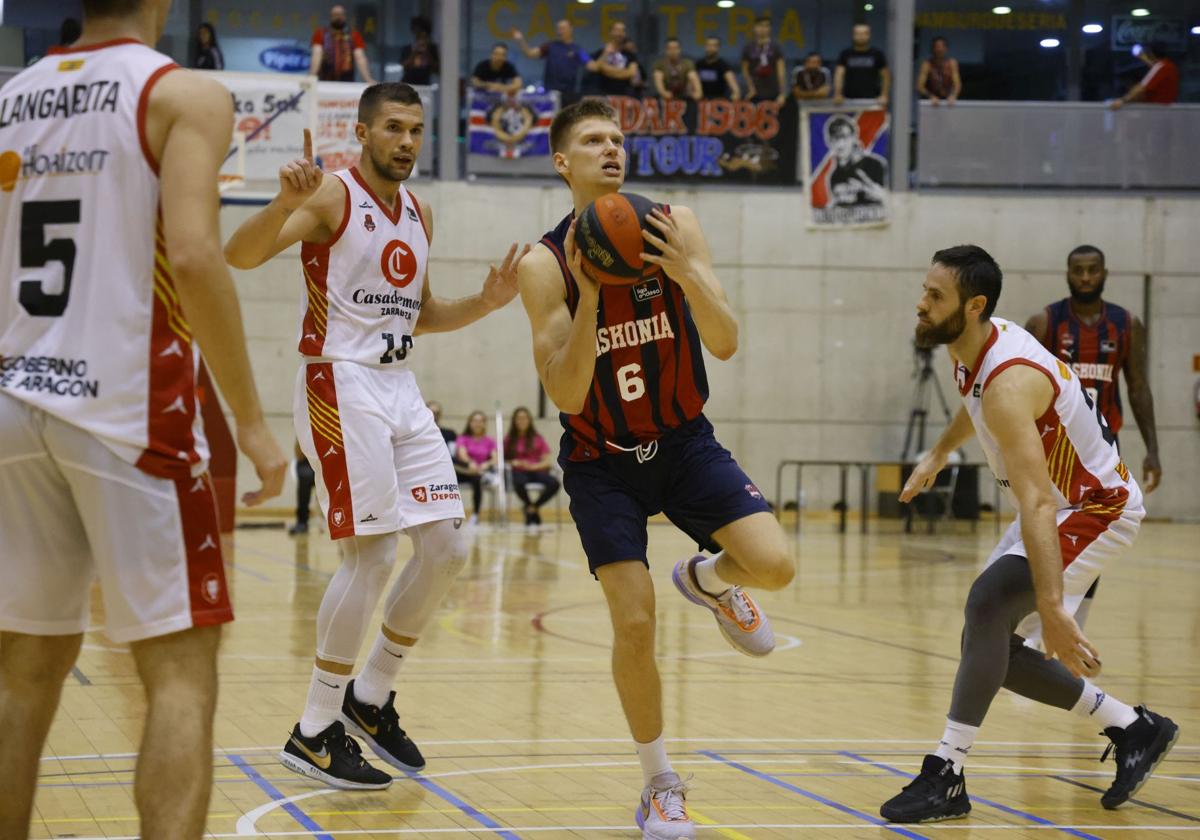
[294,361,464,539]
[0,393,232,643]
[985,492,1145,649]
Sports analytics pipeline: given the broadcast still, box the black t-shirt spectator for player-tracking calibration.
[590,45,639,96]
[400,42,439,85]
[696,55,733,98]
[741,40,785,100]
[194,45,224,70]
[473,59,519,85]
[837,47,888,98]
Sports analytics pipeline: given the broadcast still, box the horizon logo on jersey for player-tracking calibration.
[595,311,676,357]
[380,240,418,288]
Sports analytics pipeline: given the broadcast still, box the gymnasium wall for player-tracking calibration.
[220,189,1200,521]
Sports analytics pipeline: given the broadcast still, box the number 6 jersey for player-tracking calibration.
[0,40,206,479]
[297,168,428,368]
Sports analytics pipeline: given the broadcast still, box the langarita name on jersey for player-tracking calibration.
[595,310,676,357]
[0,79,120,128]
[0,354,99,399]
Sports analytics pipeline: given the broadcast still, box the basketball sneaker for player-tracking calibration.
[880,755,971,823]
[635,772,695,840]
[341,680,426,772]
[672,555,775,657]
[279,720,392,790]
[1099,705,1179,809]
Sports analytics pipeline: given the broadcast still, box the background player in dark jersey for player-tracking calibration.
[516,99,794,840]
[1025,245,1161,628]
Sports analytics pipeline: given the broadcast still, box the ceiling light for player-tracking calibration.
[1082,23,1103,33]
[1131,8,1150,16]
[1192,25,1200,34]
[1040,37,1061,47]
[865,3,875,9]
[716,0,735,7]
[992,6,1012,14]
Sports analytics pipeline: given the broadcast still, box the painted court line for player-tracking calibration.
[400,770,521,840]
[228,755,333,840]
[699,749,931,840]
[839,751,1104,840]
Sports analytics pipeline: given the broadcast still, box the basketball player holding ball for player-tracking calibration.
[516,98,795,839]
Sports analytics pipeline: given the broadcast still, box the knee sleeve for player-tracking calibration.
[315,532,398,664]
[382,518,469,639]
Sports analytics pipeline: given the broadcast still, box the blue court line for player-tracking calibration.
[228,754,333,840]
[228,560,273,582]
[839,751,1104,840]
[402,770,521,840]
[698,750,930,840]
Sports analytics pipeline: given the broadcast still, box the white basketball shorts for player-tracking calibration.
[294,361,464,539]
[0,392,232,643]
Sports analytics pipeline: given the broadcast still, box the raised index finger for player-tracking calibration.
[303,128,314,162]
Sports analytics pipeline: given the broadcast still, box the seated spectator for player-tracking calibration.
[455,410,497,523]
[741,16,787,104]
[427,400,456,453]
[311,4,375,83]
[505,407,560,530]
[586,21,640,97]
[471,43,523,95]
[1111,41,1179,108]
[193,22,224,70]
[696,36,740,100]
[400,15,439,85]
[511,19,590,104]
[289,441,315,537]
[793,52,831,100]
[834,23,889,106]
[917,36,961,104]
[653,37,701,101]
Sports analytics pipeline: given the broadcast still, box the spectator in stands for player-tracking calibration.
[400,15,439,85]
[586,21,640,97]
[471,43,523,95]
[741,16,787,103]
[511,20,590,104]
[917,36,961,104]
[626,38,648,98]
[455,410,498,524]
[58,18,81,47]
[653,37,701,101]
[193,22,224,70]
[427,400,456,453]
[1111,41,1179,108]
[792,52,831,100]
[311,4,375,83]
[696,36,740,100]
[834,23,889,106]
[289,442,315,537]
[504,407,560,531]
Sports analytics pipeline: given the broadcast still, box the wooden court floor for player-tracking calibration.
[30,517,1200,839]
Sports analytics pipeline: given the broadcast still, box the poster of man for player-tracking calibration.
[803,108,891,228]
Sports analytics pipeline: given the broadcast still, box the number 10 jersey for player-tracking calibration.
[0,40,206,479]
[298,168,428,368]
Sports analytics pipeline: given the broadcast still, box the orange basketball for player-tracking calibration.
[575,192,663,286]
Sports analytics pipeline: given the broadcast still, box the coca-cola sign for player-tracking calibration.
[1111,16,1187,51]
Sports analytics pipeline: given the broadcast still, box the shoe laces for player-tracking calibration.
[650,776,690,822]
[376,698,409,739]
[718,587,756,627]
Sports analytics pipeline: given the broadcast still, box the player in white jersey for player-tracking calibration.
[879,246,1178,824]
[0,1,287,837]
[225,83,529,788]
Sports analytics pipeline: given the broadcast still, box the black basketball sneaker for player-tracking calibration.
[340,680,426,772]
[279,720,392,790]
[880,755,971,823]
[1099,705,1180,809]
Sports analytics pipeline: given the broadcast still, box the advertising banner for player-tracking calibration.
[467,90,555,159]
[802,107,890,228]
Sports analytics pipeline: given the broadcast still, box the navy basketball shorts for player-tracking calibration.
[560,414,771,576]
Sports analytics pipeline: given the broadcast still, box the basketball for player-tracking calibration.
[574,192,663,286]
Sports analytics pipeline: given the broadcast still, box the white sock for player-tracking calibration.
[354,633,411,708]
[693,553,730,597]
[634,734,673,786]
[933,718,978,772]
[1072,680,1139,729]
[299,666,347,738]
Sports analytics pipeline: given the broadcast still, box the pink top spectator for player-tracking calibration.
[458,435,496,464]
[508,435,550,470]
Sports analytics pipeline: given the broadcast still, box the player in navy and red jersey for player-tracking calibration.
[1025,244,1161,627]
[516,99,794,840]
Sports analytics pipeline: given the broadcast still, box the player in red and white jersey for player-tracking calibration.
[225,83,529,789]
[879,246,1177,825]
[0,1,286,837]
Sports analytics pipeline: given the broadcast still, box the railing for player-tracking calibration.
[917,100,1200,190]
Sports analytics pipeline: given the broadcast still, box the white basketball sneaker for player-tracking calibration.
[635,772,696,840]
[672,555,775,657]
